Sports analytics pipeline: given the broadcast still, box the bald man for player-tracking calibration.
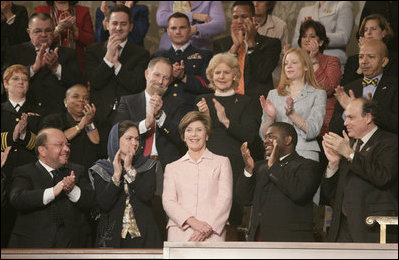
[322,98,397,242]
[329,39,398,134]
[8,128,95,247]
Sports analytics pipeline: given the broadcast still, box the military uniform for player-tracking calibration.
[152,44,213,108]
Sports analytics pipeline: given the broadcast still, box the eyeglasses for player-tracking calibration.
[44,142,71,148]
[29,28,53,35]
[9,76,29,82]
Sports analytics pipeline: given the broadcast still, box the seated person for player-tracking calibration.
[40,84,101,172]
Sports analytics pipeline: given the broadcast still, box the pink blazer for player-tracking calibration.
[162,149,233,241]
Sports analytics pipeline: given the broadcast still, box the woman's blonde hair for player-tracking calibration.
[206,53,241,91]
[277,48,321,96]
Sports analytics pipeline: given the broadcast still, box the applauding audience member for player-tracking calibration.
[342,14,397,86]
[322,98,398,242]
[86,4,149,154]
[95,1,149,47]
[196,53,262,240]
[329,39,397,135]
[40,84,101,172]
[89,120,161,248]
[35,1,94,75]
[5,12,84,117]
[8,128,95,247]
[152,12,213,108]
[237,122,320,241]
[213,1,281,98]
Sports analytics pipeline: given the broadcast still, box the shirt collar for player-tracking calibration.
[215,89,235,96]
[180,148,213,162]
[119,39,128,49]
[9,99,25,108]
[364,73,383,84]
[38,160,56,174]
[360,126,378,146]
[172,42,191,53]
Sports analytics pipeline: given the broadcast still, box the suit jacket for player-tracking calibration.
[341,53,398,86]
[1,100,42,180]
[8,161,95,247]
[85,41,149,124]
[95,4,149,47]
[321,129,398,242]
[4,42,84,117]
[329,75,398,134]
[260,85,327,161]
[152,44,213,108]
[213,34,281,98]
[113,92,190,169]
[162,149,233,241]
[236,151,321,241]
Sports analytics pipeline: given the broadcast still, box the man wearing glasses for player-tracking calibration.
[4,12,84,117]
[8,128,95,247]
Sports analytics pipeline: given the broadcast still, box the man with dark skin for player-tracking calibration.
[237,122,320,241]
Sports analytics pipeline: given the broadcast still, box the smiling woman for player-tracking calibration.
[162,111,233,242]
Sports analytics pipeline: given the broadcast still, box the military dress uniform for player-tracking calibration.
[152,44,213,108]
[1,99,42,247]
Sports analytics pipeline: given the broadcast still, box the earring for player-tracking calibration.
[64,103,67,108]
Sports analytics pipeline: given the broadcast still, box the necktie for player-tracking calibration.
[51,169,60,184]
[362,78,378,87]
[175,49,182,56]
[235,43,246,95]
[143,122,156,157]
[14,104,20,112]
[118,45,123,57]
[354,139,363,153]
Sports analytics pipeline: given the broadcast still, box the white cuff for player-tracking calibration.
[244,169,252,178]
[325,167,338,178]
[103,57,114,68]
[43,187,55,205]
[67,185,81,203]
[156,111,166,127]
[54,64,62,80]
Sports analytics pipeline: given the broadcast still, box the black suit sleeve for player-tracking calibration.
[59,47,84,87]
[267,159,321,203]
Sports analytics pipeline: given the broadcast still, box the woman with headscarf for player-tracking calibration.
[89,120,161,248]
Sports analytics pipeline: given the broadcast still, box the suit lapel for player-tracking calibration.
[35,161,55,186]
[373,75,390,101]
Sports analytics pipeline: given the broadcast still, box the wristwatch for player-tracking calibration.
[85,123,96,133]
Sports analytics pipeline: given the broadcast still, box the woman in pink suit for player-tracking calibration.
[162,111,233,241]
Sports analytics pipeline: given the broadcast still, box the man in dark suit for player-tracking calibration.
[8,128,95,247]
[4,12,84,117]
[322,98,397,242]
[151,12,213,108]
[329,39,398,135]
[213,1,280,98]
[114,57,190,241]
[86,4,150,154]
[237,122,321,242]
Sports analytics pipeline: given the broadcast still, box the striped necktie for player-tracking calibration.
[362,78,378,87]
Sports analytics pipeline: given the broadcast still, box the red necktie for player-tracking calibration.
[235,43,246,95]
[143,122,156,157]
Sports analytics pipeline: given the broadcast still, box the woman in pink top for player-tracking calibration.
[162,111,233,241]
